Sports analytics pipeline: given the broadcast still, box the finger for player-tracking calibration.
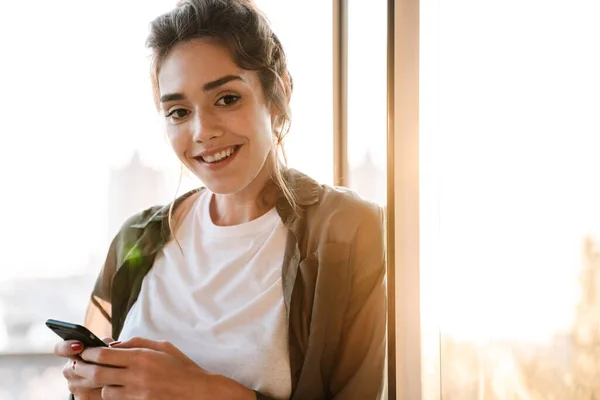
[74,359,125,387]
[54,340,84,357]
[63,360,91,394]
[111,336,185,357]
[109,336,163,350]
[62,360,81,380]
[102,336,115,345]
[80,346,130,368]
[111,337,194,365]
[101,385,127,400]
[63,360,108,397]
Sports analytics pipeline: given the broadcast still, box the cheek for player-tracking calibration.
[251,111,276,150]
[251,126,274,164]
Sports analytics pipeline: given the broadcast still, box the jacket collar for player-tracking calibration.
[281,168,320,206]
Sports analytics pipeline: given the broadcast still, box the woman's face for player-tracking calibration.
[157,38,275,195]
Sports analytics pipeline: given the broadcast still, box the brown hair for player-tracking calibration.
[146,0,298,235]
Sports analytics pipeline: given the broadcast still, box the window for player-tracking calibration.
[346,2,389,396]
[347,0,387,205]
[255,0,334,185]
[0,1,333,398]
[419,0,600,398]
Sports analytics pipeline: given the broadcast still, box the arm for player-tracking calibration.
[66,235,118,400]
[84,229,121,336]
[330,205,387,399]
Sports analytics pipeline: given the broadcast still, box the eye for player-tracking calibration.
[165,108,190,121]
[216,95,241,107]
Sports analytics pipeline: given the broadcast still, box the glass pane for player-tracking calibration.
[347,0,387,205]
[421,0,600,398]
[347,1,388,398]
[0,0,333,398]
[256,0,334,185]
[0,1,182,397]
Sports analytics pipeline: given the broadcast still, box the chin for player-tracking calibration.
[202,176,250,195]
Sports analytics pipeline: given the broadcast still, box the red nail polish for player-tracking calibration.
[70,342,83,352]
[72,360,77,370]
[108,341,122,347]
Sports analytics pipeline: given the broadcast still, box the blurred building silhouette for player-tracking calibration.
[349,150,385,204]
[0,151,172,399]
[108,152,167,239]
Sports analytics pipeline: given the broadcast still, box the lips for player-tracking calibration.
[194,145,241,164]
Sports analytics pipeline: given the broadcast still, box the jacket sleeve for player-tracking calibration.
[67,233,120,400]
[83,232,119,339]
[330,204,387,399]
[254,391,273,399]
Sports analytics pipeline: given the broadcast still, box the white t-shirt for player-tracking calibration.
[119,190,291,399]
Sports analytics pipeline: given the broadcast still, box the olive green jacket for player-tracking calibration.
[83,169,387,399]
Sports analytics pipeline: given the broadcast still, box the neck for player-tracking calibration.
[210,154,280,226]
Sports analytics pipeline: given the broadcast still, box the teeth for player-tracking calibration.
[201,146,236,163]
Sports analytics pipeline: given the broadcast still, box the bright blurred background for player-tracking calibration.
[420,0,600,398]
[1,0,600,399]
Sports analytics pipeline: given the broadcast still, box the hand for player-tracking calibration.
[54,337,115,400]
[79,336,254,400]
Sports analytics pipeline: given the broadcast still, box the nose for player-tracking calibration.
[191,110,223,143]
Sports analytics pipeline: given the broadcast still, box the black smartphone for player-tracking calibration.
[45,319,108,347]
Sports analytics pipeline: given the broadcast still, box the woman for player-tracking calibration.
[53,0,386,399]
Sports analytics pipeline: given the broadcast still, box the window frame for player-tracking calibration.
[385,0,422,398]
[333,0,349,187]
[335,0,421,397]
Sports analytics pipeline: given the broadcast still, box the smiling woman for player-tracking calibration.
[49,1,387,400]
[0,0,342,399]
[155,39,280,202]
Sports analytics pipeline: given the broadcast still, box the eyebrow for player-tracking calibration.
[159,75,244,103]
[159,93,185,103]
[202,75,244,92]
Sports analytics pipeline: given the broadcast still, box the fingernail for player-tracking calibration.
[108,341,122,347]
[70,342,83,352]
[72,360,77,370]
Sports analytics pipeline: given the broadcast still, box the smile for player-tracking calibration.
[196,145,241,164]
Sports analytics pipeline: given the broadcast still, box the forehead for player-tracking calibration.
[157,38,257,95]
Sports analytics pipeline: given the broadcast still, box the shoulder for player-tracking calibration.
[317,184,383,223]
[117,188,204,233]
[285,169,385,273]
[291,171,386,286]
[112,188,204,255]
[121,206,165,230]
[285,168,384,235]
[307,182,385,246]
